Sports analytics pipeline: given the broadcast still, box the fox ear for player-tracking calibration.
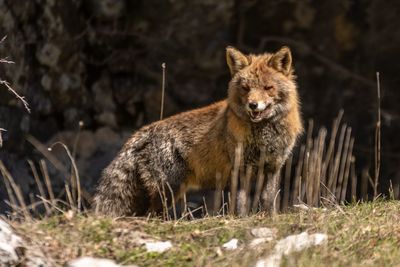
[226,46,249,76]
[269,46,292,76]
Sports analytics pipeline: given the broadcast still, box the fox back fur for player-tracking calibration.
[94,46,303,216]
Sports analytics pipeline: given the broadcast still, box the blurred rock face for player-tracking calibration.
[0,0,399,211]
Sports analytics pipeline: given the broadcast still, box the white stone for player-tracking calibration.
[144,241,173,253]
[0,219,23,265]
[255,232,328,267]
[67,257,134,267]
[0,219,51,266]
[222,238,239,250]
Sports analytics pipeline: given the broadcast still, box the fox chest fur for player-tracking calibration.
[186,105,297,190]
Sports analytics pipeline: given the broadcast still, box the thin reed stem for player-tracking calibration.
[160,63,166,120]
[374,72,381,198]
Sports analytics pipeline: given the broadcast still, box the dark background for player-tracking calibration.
[0,0,399,212]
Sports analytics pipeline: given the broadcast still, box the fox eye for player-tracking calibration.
[242,85,250,92]
[264,85,274,91]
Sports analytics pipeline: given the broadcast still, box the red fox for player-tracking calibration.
[94,46,303,216]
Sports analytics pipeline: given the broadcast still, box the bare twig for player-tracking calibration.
[0,79,30,113]
[0,58,14,64]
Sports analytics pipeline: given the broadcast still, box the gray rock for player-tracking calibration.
[0,219,52,267]
[0,220,22,266]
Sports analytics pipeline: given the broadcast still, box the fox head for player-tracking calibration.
[226,46,298,123]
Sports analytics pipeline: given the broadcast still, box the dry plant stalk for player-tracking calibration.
[0,160,31,220]
[251,147,266,212]
[237,165,252,216]
[160,63,166,120]
[292,144,305,204]
[340,138,354,202]
[374,72,381,198]
[39,159,56,206]
[202,196,209,217]
[229,143,242,215]
[213,172,222,214]
[48,142,82,211]
[350,157,357,200]
[156,183,167,220]
[2,171,17,210]
[26,135,69,175]
[281,153,292,211]
[27,160,51,215]
[285,111,355,208]
[0,128,6,147]
[165,182,177,221]
[336,128,352,200]
[182,191,188,217]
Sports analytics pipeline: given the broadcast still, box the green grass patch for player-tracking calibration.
[11,200,400,266]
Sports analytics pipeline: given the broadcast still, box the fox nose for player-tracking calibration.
[248,102,258,110]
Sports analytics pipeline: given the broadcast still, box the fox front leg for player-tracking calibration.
[261,168,282,214]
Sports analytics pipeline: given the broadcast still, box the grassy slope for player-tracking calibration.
[11,200,400,267]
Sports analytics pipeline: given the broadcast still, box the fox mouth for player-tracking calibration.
[249,110,267,122]
[248,103,272,122]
